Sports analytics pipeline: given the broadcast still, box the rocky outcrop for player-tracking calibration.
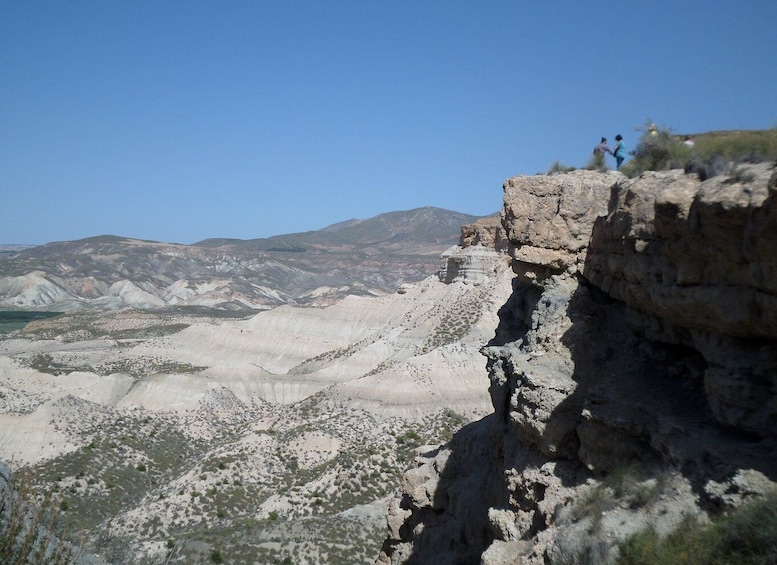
[437,215,507,285]
[501,170,622,273]
[379,164,777,564]
[459,215,509,253]
[586,164,777,338]
[438,245,503,285]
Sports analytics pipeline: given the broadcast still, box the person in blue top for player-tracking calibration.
[613,134,626,168]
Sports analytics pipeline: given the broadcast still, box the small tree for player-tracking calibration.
[210,548,224,563]
[621,120,688,176]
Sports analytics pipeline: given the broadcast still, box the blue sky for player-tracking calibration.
[2,1,776,245]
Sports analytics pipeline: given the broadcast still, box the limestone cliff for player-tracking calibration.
[379,165,777,564]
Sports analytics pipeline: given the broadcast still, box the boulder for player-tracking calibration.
[502,170,623,271]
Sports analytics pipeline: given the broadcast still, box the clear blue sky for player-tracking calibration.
[2,1,776,245]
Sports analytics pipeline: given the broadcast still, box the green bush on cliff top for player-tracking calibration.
[620,122,777,178]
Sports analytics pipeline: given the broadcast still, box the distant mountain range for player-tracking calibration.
[0,207,487,311]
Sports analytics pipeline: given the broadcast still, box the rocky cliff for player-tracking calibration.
[379,164,777,564]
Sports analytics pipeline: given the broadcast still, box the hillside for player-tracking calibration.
[0,219,510,564]
[196,207,478,251]
[0,207,484,311]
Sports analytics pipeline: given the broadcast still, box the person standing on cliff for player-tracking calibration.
[593,137,612,168]
[613,134,626,168]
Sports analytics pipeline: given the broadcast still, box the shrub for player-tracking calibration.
[585,150,612,171]
[619,491,777,565]
[620,121,687,176]
[210,548,224,563]
[621,121,777,179]
[548,161,577,174]
[573,463,661,534]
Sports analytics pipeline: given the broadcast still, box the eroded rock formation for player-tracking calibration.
[379,165,777,564]
[459,215,509,253]
[438,245,502,285]
[437,215,507,285]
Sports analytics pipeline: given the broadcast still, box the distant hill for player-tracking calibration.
[194,207,482,252]
[0,207,486,311]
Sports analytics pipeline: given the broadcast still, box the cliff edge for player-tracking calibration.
[379,164,777,564]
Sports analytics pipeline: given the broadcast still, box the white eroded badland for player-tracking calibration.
[0,257,511,564]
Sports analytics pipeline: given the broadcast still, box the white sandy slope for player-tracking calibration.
[0,272,76,308]
[0,355,136,464]
[0,263,513,465]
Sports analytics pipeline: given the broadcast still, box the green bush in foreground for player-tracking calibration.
[618,491,777,565]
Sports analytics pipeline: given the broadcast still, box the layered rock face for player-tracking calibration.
[438,245,502,285]
[439,215,506,285]
[379,165,777,564]
[584,164,777,437]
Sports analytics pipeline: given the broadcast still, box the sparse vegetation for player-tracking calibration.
[618,491,777,565]
[620,122,777,178]
[94,357,207,378]
[421,285,490,353]
[0,468,77,565]
[0,249,498,564]
[10,392,467,564]
[573,463,663,533]
[28,353,76,376]
[548,161,577,174]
